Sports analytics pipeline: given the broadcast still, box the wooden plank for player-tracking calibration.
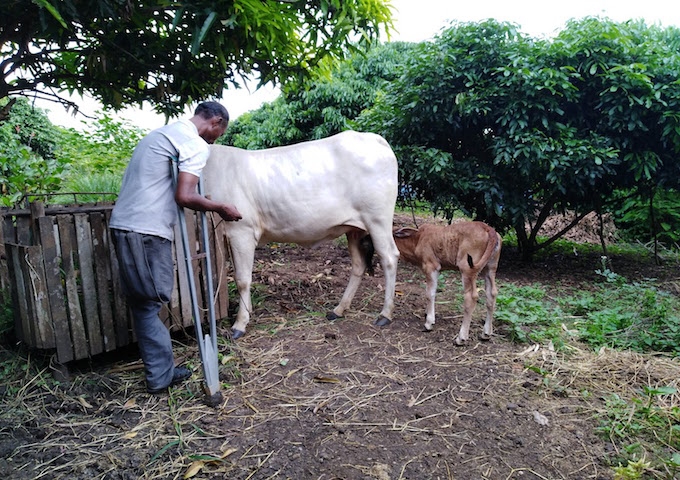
[186,211,205,326]
[202,212,221,321]
[90,213,116,352]
[173,221,193,329]
[38,216,74,362]
[1,204,115,218]
[16,216,31,245]
[2,215,16,243]
[0,214,9,291]
[74,214,103,356]
[167,228,182,330]
[105,215,132,347]
[1,215,17,292]
[57,215,89,360]
[24,245,54,349]
[212,217,230,321]
[6,244,31,345]
[30,202,45,247]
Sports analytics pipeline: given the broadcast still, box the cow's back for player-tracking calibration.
[202,131,398,245]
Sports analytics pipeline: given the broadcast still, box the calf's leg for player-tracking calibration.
[455,271,480,345]
[423,269,439,330]
[480,248,500,340]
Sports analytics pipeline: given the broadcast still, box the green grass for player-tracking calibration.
[49,172,121,205]
[598,387,680,480]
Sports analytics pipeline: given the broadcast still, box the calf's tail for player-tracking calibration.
[476,225,501,269]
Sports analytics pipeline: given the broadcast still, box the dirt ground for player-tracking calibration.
[0,213,679,479]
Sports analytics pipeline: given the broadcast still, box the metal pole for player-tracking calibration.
[170,158,221,401]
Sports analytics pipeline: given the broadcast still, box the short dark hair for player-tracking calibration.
[194,101,229,124]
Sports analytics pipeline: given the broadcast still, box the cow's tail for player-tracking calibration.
[359,235,376,276]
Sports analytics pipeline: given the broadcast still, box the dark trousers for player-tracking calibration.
[111,229,176,390]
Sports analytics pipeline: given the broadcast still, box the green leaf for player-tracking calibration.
[32,0,68,29]
[191,11,217,55]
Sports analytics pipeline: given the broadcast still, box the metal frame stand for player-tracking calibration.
[170,159,222,405]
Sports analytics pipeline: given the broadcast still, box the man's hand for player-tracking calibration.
[176,172,242,221]
[216,204,242,222]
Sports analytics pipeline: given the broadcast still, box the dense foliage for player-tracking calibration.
[221,42,415,148]
[0,97,146,206]
[56,115,145,175]
[0,0,393,119]
[0,97,66,206]
[358,18,680,258]
[230,18,680,259]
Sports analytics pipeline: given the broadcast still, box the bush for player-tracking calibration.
[614,189,680,249]
[0,98,67,206]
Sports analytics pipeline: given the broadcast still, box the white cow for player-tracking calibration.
[201,130,400,339]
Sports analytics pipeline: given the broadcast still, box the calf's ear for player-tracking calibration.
[393,227,417,238]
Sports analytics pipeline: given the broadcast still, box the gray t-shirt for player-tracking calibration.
[109,119,209,240]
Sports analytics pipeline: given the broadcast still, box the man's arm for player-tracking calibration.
[175,171,242,222]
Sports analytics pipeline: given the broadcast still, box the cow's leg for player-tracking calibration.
[229,238,256,340]
[369,231,399,327]
[455,270,479,345]
[423,269,439,331]
[328,231,367,321]
[480,250,500,341]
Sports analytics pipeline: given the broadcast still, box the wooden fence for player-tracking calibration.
[0,202,232,364]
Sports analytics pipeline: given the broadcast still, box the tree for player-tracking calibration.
[357,19,680,259]
[0,0,393,120]
[0,97,65,206]
[221,41,414,148]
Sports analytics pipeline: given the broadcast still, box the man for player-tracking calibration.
[109,101,242,394]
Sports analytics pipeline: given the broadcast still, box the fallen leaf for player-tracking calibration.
[123,398,136,409]
[78,396,93,409]
[221,448,238,458]
[183,460,204,478]
[313,376,340,383]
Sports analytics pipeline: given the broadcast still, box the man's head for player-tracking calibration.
[193,101,230,144]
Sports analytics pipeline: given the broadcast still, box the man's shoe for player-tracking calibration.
[147,366,193,394]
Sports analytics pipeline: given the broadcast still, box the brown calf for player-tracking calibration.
[393,222,502,345]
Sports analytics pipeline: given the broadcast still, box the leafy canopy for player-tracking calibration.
[357,18,680,258]
[0,0,394,118]
[222,41,414,148]
[226,18,680,259]
[0,97,65,206]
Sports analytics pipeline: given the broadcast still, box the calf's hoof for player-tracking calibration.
[326,311,342,321]
[454,336,468,346]
[231,329,245,340]
[374,315,391,327]
[479,332,491,341]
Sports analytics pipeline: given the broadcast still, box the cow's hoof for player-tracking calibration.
[421,327,433,333]
[231,329,245,340]
[479,332,491,341]
[454,336,468,346]
[374,316,391,327]
[326,311,342,321]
